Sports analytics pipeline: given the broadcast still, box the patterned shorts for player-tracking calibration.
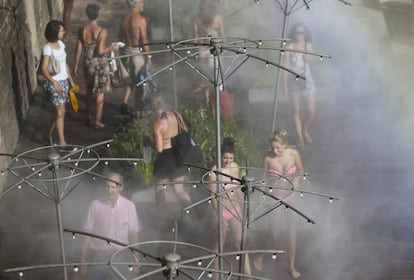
[43,79,69,106]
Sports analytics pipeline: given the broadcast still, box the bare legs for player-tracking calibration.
[122,85,132,105]
[292,95,304,147]
[253,225,280,271]
[155,176,192,210]
[291,93,315,147]
[120,85,133,116]
[253,215,300,278]
[86,90,105,127]
[302,94,315,144]
[95,92,105,127]
[289,220,300,278]
[47,104,66,145]
[213,217,251,280]
[155,178,168,216]
[171,175,192,207]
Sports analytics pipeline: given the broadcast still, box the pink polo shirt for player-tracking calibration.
[83,195,141,250]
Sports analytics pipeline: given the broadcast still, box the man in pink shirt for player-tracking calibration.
[80,172,141,279]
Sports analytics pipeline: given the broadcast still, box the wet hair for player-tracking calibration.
[85,3,100,20]
[288,22,312,43]
[270,129,288,145]
[198,0,217,26]
[221,137,235,155]
[44,20,64,42]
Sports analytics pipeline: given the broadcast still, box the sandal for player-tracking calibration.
[94,122,106,129]
[58,145,78,152]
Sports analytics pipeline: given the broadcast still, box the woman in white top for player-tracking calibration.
[283,23,316,148]
[40,20,75,146]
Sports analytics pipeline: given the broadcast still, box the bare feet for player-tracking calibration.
[252,256,263,271]
[290,267,301,278]
[303,131,312,144]
[296,140,305,148]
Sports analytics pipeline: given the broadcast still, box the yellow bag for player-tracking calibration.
[69,85,79,112]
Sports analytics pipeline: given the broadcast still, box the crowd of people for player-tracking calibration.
[37,0,320,279]
[41,0,150,145]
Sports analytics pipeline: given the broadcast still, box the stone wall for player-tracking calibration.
[0,0,63,188]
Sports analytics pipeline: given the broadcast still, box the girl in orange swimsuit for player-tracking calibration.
[209,137,251,279]
[253,129,304,278]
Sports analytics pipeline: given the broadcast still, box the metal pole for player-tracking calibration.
[168,0,178,108]
[238,175,253,279]
[50,153,67,280]
[212,39,224,279]
[271,0,290,133]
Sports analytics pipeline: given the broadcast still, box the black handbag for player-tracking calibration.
[171,111,203,164]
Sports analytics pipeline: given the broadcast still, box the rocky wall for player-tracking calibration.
[0,0,63,189]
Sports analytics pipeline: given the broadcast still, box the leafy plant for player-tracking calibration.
[110,102,262,187]
[179,103,262,169]
[110,117,154,186]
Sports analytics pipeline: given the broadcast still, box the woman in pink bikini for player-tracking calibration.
[209,137,251,278]
[253,129,304,278]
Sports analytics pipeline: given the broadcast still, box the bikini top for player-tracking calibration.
[268,165,297,176]
[221,181,238,191]
[268,166,297,201]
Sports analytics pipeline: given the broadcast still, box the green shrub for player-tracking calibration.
[110,116,154,186]
[110,103,262,186]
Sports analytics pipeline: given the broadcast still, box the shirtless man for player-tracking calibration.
[118,0,151,116]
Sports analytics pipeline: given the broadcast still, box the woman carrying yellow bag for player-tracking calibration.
[41,20,76,146]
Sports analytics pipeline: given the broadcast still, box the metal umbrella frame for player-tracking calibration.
[4,225,286,280]
[2,28,335,280]
[0,140,146,280]
[261,0,352,132]
[157,163,339,278]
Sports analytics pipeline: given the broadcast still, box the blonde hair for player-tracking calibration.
[151,93,164,111]
[270,129,288,145]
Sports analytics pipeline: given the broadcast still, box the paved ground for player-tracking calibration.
[1,1,414,280]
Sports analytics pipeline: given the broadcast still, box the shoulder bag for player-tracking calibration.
[110,50,131,88]
[48,51,60,76]
[171,111,203,165]
[37,49,61,83]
